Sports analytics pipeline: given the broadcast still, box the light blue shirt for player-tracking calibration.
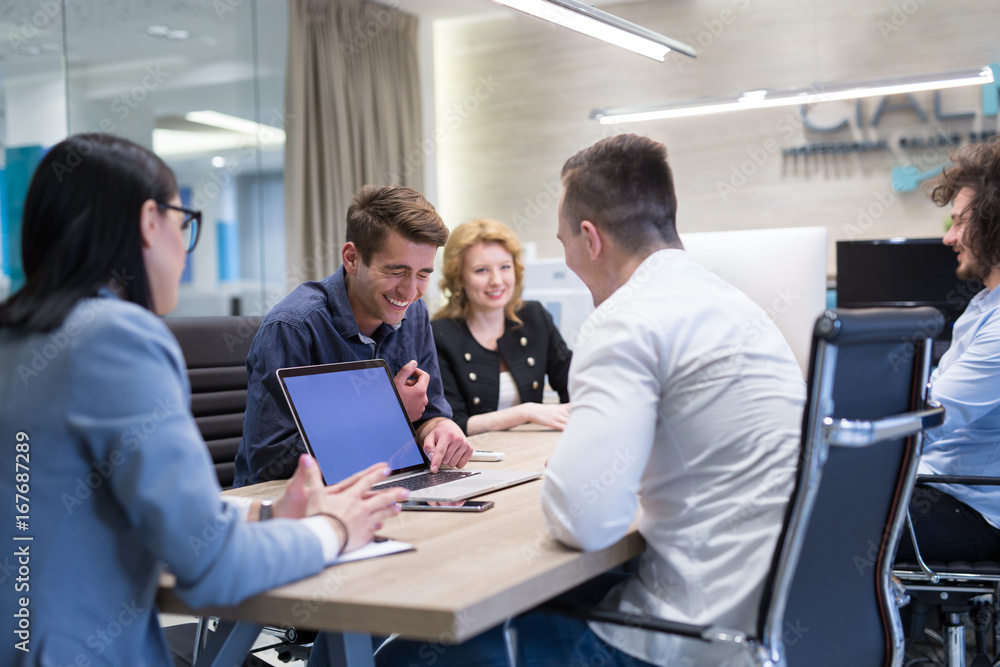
[920,285,1000,529]
[0,294,327,666]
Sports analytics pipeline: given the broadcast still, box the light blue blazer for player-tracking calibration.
[0,294,326,666]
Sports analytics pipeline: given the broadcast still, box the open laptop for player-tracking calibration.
[276,359,542,501]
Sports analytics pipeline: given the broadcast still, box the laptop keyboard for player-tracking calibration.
[373,470,479,492]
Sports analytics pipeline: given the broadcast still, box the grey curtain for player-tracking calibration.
[285,0,423,284]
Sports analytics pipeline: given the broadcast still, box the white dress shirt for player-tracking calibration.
[542,249,805,667]
[225,496,343,561]
[920,285,1000,528]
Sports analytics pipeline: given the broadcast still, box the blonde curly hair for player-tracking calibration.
[433,218,525,325]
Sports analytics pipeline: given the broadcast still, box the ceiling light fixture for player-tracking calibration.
[153,110,287,157]
[185,110,282,138]
[146,24,191,40]
[488,0,696,61]
[592,65,996,124]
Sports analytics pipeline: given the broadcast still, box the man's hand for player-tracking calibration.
[418,418,473,473]
[394,360,429,422]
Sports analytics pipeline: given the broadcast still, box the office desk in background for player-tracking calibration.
[157,426,645,666]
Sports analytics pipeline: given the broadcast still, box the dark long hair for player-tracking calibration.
[0,133,177,332]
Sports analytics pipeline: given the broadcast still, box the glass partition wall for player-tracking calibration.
[0,0,288,316]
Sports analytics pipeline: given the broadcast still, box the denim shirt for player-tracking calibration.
[234,266,451,486]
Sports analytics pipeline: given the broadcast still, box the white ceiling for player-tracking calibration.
[400,0,637,21]
[0,0,641,152]
[0,0,641,80]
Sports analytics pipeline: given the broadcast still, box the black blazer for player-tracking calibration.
[431,301,572,434]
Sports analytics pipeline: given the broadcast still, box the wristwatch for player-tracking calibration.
[259,499,274,521]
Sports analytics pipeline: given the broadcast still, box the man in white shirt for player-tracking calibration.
[539,134,806,666]
[376,134,806,667]
[896,138,1000,563]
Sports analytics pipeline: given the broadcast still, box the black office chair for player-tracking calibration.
[894,476,1000,667]
[521,308,944,667]
[165,315,262,489]
[163,316,317,666]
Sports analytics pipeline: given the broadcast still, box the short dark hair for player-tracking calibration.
[560,133,680,253]
[346,185,449,264]
[929,137,1000,271]
[0,133,177,332]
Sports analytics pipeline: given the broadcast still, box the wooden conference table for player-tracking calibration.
[157,426,645,666]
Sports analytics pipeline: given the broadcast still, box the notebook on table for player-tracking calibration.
[275,359,542,501]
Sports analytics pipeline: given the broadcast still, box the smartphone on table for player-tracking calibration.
[400,500,494,512]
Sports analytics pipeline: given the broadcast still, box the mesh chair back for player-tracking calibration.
[165,316,262,489]
[759,307,941,667]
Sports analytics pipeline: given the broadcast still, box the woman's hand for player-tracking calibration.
[272,455,408,553]
[467,402,573,435]
[517,402,571,430]
[271,453,323,519]
[308,463,409,553]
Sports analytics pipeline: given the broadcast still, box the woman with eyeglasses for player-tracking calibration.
[0,134,407,666]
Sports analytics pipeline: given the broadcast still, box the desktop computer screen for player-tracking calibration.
[836,238,980,316]
[521,257,594,350]
[836,238,982,360]
[681,226,828,376]
[523,227,829,377]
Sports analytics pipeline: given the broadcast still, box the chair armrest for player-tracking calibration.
[915,475,1000,486]
[822,404,944,447]
[537,601,746,645]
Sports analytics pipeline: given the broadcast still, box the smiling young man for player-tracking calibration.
[897,138,1000,563]
[375,134,805,667]
[235,185,472,487]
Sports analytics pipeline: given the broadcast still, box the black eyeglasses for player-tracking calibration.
[157,202,202,254]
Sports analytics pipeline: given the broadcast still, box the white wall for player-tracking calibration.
[430,0,999,275]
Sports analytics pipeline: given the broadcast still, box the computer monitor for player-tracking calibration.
[836,238,982,359]
[523,227,829,377]
[681,226,828,376]
[836,238,980,315]
[521,257,594,349]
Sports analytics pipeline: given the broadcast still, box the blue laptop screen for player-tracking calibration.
[280,365,424,482]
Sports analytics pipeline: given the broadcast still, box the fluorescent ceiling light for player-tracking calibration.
[153,129,252,156]
[489,0,696,61]
[153,111,286,157]
[592,65,995,124]
[146,24,191,40]
[185,110,275,136]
